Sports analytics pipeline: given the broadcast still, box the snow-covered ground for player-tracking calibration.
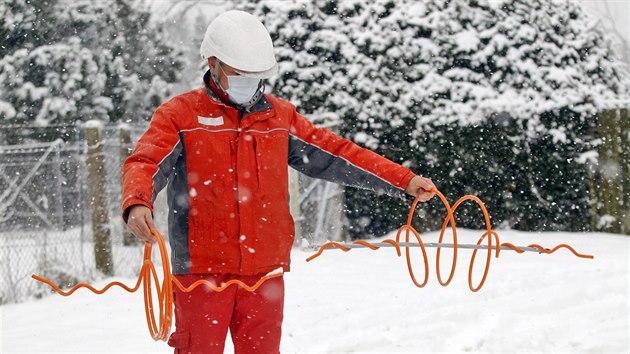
[1,229,628,353]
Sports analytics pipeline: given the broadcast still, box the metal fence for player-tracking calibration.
[0,124,149,304]
[0,122,345,304]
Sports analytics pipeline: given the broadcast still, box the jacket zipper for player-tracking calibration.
[234,110,242,209]
[235,110,244,271]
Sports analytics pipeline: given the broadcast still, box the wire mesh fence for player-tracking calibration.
[0,122,344,304]
[0,124,150,304]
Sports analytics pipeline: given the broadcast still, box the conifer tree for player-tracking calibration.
[0,0,185,127]
[243,0,627,235]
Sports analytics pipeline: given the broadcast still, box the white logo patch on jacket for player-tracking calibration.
[198,115,224,126]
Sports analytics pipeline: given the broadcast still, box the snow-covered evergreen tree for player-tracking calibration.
[0,0,185,126]
[243,0,627,234]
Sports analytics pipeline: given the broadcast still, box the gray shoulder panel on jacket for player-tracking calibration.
[288,134,406,199]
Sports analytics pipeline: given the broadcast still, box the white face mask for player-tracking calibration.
[226,75,261,105]
[218,64,261,105]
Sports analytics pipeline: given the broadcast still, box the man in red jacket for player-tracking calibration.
[123,10,436,354]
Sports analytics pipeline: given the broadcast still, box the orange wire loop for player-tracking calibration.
[307,188,593,292]
[32,188,594,340]
[32,229,283,341]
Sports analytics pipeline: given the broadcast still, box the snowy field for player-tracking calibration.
[1,229,628,353]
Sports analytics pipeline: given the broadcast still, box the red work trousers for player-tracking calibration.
[167,273,284,354]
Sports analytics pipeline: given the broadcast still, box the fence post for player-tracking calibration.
[620,108,629,234]
[86,122,113,275]
[588,158,598,232]
[119,124,139,245]
[597,110,610,232]
[609,109,622,234]
[53,145,65,229]
[597,109,622,234]
[289,167,302,244]
[325,120,349,242]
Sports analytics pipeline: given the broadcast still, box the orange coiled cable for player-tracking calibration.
[307,189,593,292]
[32,228,283,341]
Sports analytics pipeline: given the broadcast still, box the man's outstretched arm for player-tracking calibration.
[288,107,435,201]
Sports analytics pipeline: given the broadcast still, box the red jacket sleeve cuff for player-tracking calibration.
[122,197,154,223]
[398,170,416,193]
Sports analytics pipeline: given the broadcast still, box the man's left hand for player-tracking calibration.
[405,176,436,202]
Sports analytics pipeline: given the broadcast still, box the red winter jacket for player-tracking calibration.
[122,71,416,276]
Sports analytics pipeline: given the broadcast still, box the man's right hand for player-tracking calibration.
[126,205,157,243]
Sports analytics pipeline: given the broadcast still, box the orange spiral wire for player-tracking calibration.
[32,189,594,340]
[307,189,593,292]
[32,229,283,341]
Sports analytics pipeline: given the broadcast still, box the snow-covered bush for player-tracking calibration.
[243,0,627,234]
[0,0,185,127]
